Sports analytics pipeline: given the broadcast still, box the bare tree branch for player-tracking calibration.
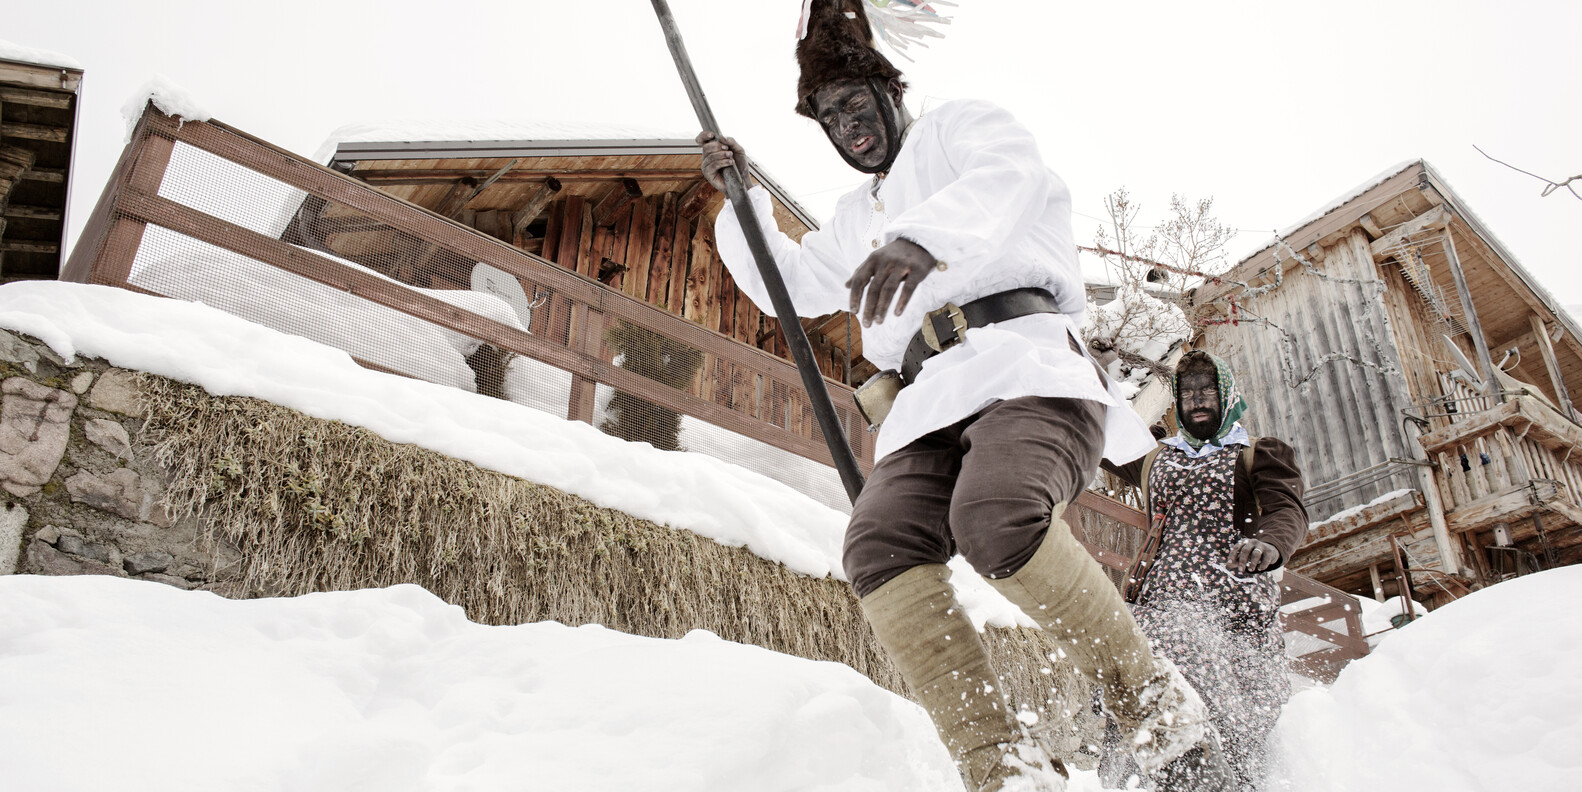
[1473,145,1582,201]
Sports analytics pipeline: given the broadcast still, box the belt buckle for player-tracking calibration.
[921,302,968,353]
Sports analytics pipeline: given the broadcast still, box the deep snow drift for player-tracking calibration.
[2,567,1576,791]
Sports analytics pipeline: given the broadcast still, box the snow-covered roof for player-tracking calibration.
[315,120,694,165]
[120,76,212,142]
[1238,159,1419,265]
[0,39,82,71]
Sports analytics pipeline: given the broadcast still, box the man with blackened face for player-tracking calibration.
[698,2,1232,790]
[1101,350,1309,790]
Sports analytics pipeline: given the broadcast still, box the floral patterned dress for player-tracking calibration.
[1133,443,1290,790]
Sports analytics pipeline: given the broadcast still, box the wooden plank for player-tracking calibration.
[1445,482,1559,534]
[683,221,712,323]
[555,195,584,271]
[733,276,753,345]
[665,215,691,315]
[624,196,656,301]
[1440,227,1500,393]
[19,168,63,183]
[0,240,56,253]
[511,177,561,243]
[0,205,59,221]
[677,179,719,218]
[575,199,596,278]
[717,266,737,337]
[594,178,643,227]
[0,61,80,92]
[1531,313,1576,417]
[0,86,73,109]
[540,199,564,266]
[432,178,478,218]
[118,187,863,469]
[1368,206,1452,259]
[646,192,678,308]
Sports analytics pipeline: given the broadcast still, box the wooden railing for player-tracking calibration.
[67,106,1369,678]
[1068,491,1370,681]
[1418,373,1582,531]
[65,106,874,476]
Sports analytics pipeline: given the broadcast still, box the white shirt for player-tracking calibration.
[716,99,1153,464]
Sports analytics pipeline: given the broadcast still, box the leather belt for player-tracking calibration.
[899,288,1063,383]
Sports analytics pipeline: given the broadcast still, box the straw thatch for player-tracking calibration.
[138,374,1103,759]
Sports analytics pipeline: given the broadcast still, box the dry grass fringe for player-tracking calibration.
[138,374,1109,755]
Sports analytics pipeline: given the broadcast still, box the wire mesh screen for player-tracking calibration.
[105,129,863,512]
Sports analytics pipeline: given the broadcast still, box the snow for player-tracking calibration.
[314,119,693,165]
[1240,160,1418,264]
[1272,566,1581,791]
[121,75,212,142]
[0,281,848,581]
[0,38,82,71]
[0,575,962,792]
[4,563,1576,790]
[1309,487,1417,528]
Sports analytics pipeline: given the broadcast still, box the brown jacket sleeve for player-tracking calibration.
[1235,437,1308,570]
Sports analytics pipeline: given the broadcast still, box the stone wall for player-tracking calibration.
[0,329,240,588]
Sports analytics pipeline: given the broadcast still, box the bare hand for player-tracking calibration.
[1227,538,1279,573]
[845,238,937,326]
[696,131,750,192]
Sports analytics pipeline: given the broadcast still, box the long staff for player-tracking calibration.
[649,0,866,503]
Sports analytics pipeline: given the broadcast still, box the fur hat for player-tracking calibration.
[794,0,904,118]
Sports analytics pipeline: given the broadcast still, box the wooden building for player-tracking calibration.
[0,48,82,283]
[1193,161,1582,607]
[311,132,870,386]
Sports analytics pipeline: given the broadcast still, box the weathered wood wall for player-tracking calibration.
[1199,230,1419,521]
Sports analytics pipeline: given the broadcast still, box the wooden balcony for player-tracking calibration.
[1417,374,1582,571]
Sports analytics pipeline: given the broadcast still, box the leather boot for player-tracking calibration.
[861,564,1067,792]
[986,512,1232,790]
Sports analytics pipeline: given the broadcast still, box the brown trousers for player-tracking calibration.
[844,396,1105,598]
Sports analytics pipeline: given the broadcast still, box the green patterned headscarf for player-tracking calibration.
[1172,350,1247,449]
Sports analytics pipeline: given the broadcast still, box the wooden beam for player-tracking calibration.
[0,122,68,143]
[677,179,719,218]
[20,168,63,183]
[432,178,478,219]
[1445,481,1560,535]
[0,62,81,92]
[1368,206,1452,259]
[0,240,57,253]
[1530,313,1576,418]
[0,86,73,109]
[1438,226,1500,395]
[1358,213,1385,240]
[352,167,706,184]
[1,204,61,221]
[510,177,561,240]
[594,178,643,227]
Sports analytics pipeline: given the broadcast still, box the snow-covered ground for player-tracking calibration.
[2,567,1574,791]
[2,281,1574,790]
[0,282,1026,625]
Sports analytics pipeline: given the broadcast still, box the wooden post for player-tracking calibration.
[1530,313,1576,419]
[1369,564,1386,603]
[1440,227,1500,397]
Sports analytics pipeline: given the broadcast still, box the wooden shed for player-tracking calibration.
[0,48,82,283]
[1192,161,1582,607]
[311,131,871,386]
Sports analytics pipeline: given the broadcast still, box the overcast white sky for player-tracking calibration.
[10,0,1581,311]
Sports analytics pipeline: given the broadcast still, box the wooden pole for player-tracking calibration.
[1439,226,1500,397]
[1529,313,1576,419]
[649,0,865,503]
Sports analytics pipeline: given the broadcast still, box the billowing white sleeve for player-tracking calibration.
[714,185,853,319]
[880,101,1053,279]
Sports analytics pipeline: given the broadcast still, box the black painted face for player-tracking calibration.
[811,78,900,173]
[1177,371,1222,442]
